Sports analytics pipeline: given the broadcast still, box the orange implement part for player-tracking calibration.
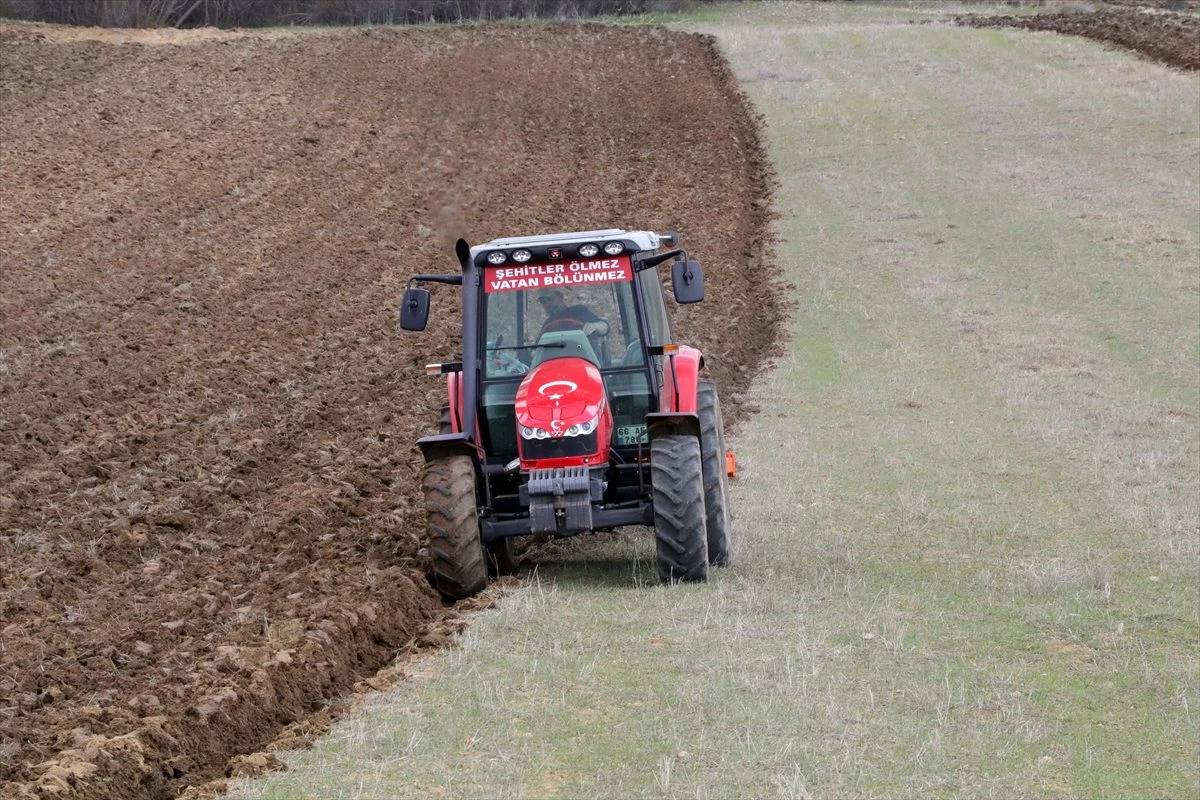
[725,451,737,478]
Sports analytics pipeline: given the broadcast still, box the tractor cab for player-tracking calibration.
[399,229,730,599]
[478,240,666,457]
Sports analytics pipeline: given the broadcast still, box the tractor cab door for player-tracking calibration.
[603,275,655,453]
[478,287,524,461]
[636,264,672,352]
[605,264,671,452]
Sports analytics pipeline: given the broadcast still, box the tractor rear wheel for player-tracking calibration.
[697,380,732,567]
[651,433,708,583]
[423,455,488,600]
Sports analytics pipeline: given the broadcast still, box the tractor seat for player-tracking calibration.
[531,330,600,368]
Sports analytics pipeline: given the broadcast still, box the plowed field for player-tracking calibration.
[0,24,777,799]
[955,4,1200,72]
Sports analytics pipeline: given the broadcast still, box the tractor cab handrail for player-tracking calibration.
[632,248,683,271]
[410,273,463,286]
[488,342,565,353]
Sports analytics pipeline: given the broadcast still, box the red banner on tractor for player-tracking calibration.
[485,255,633,293]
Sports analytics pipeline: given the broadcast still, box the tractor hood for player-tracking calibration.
[515,357,607,438]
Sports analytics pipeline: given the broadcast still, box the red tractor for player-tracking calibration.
[399,229,732,599]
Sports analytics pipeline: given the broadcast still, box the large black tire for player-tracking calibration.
[439,403,516,578]
[651,434,708,583]
[423,455,488,600]
[697,380,732,567]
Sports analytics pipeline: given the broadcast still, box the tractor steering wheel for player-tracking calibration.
[590,330,610,367]
[540,317,589,335]
[620,338,642,366]
[491,350,528,376]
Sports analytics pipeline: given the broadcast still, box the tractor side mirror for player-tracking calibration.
[671,259,704,304]
[398,287,430,331]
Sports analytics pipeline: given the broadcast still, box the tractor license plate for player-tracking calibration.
[615,425,647,446]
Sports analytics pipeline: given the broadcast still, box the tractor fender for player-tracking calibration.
[646,412,700,441]
[417,432,477,463]
[658,345,704,414]
[444,369,483,442]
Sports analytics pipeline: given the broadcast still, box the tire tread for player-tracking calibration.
[697,379,732,566]
[652,434,708,582]
[423,455,488,599]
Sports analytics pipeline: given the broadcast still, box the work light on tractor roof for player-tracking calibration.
[398,229,733,600]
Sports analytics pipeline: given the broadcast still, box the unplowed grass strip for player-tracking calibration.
[229,4,1199,798]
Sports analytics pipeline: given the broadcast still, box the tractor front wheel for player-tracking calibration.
[423,455,488,600]
[651,433,708,583]
[697,380,732,567]
[438,404,517,578]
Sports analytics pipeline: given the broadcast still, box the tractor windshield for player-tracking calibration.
[481,278,644,377]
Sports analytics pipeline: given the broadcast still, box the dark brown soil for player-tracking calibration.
[954,4,1200,71]
[0,23,779,799]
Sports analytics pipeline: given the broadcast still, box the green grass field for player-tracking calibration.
[228,4,1199,798]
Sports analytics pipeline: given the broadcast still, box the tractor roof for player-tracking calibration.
[471,229,663,259]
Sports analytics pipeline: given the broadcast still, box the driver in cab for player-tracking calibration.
[486,288,612,376]
[536,288,609,338]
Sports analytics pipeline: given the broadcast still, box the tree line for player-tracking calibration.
[0,0,711,27]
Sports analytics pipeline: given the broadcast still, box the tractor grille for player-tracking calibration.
[522,432,599,460]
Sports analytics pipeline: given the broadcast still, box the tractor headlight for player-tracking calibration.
[511,249,532,263]
[602,241,624,256]
[522,415,598,440]
[486,250,507,265]
[577,243,600,258]
[563,414,599,437]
